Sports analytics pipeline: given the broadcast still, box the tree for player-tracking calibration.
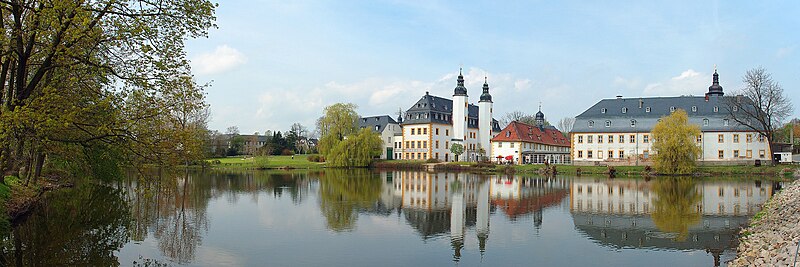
[316,103,359,156]
[450,143,464,162]
[557,117,575,136]
[725,67,794,156]
[326,128,382,167]
[651,177,702,241]
[651,110,701,175]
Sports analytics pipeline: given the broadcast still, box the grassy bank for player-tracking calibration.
[207,154,325,170]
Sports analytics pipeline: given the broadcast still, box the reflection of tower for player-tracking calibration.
[705,248,723,267]
[450,174,466,262]
[533,209,543,229]
[476,177,490,255]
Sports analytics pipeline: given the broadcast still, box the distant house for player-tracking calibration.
[571,68,770,166]
[491,110,571,164]
[358,115,402,159]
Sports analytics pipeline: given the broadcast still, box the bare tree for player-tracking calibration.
[501,111,538,127]
[226,126,240,136]
[726,67,794,154]
[557,117,575,135]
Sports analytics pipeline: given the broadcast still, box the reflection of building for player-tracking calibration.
[490,177,569,225]
[569,179,777,267]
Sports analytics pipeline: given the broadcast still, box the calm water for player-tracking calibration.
[1,169,782,266]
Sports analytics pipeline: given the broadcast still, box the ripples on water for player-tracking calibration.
[0,169,783,267]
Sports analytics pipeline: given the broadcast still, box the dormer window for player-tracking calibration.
[691,106,697,112]
[723,119,729,126]
[622,107,628,114]
[375,125,380,131]
[714,106,719,112]
[589,120,595,127]
[733,106,738,112]
[630,120,636,127]
[703,119,709,126]
[505,131,511,137]
[362,118,367,122]
[601,108,607,114]
[670,106,676,112]
[646,107,651,113]
[605,120,612,127]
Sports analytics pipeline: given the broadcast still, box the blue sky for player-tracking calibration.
[186,0,800,135]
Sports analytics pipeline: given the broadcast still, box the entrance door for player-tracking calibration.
[386,148,393,160]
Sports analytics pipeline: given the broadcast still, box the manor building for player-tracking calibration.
[571,69,770,165]
[399,69,501,162]
[490,109,571,164]
[358,115,402,159]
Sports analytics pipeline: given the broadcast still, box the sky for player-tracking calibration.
[185,0,800,135]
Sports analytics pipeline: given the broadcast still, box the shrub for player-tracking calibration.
[307,155,325,162]
[426,158,441,163]
[281,149,294,156]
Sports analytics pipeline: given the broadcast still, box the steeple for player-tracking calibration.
[706,65,724,97]
[453,68,468,96]
[535,103,545,128]
[479,76,492,102]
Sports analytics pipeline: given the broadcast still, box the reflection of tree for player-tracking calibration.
[317,169,381,232]
[2,184,131,266]
[651,177,702,241]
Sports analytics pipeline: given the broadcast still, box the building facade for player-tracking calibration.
[571,69,770,165]
[358,115,402,159]
[490,111,571,164]
[399,70,501,162]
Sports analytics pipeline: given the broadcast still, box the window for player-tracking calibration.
[435,140,440,149]
[723,119,729,126]
[670,106,676,112]
[405,141,410,148]
[498,142,502,148]
[589,121,594,127]
[733,134,739,143]
[446,129,449,136]
[734,150,740,158]
[692,106,697,112]
[630,135,636,143]
[417,141,421,149]
[643,134,649,143]
[605,120,612,127]
[598,135,604,143]
[505,131,511,137]
[510,142,515,148]
[622,107,628,113]
[746,134,753,143]
[601,108,607,113]
[597,151,603,159]
[435,152,439,159]
[697,135,702,143]
[703,119,709,126]
[445,141,449,149]
[435,128,439,135]
[588,135,593,143]
[718,150,724,159]
[619,135,625,143]
[608,150,613,158]
[646,107,651,112]
[758,135,765,142]
[587,151,593,159]
[643,150,649,159]
[619,150,625,159]
[714,106,719,112]
[746,150,752,158]
[608,135,614,143]
[577,135,583,143]
[578,151,584,158]
[630,120,636,127]
[411,128,415,135]
[759,150,766,158]
[718,134,724,143]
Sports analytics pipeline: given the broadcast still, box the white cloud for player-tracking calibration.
[191,45,247,75]
[642,69,709,96]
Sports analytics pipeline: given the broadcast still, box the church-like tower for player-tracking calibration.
[477,76,493,158]
[706,66,724,97]
[452,68,468,158]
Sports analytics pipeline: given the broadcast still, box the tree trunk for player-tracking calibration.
[32,152,45,184]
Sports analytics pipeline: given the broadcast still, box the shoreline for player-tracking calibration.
[728,176,800,266]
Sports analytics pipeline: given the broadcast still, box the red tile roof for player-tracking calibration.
[490,121,571,147]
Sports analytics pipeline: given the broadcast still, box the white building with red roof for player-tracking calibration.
[490,111,571,164]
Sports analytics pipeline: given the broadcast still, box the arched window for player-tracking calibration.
[601,108,607,114]
[589,120,595,127]
[691,106,697,112]
[645,107,651,113]
[670,106,676,112]
[605,120,612,127]
[703,119,709,126]
[630,120,636,127]
[622,107,628,114]
[713,106,719,112]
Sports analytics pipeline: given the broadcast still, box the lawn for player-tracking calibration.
[208,154,325,169]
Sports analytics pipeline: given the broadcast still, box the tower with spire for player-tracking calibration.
[478,76,493,158]
[706,66,724,97]
[452,68,469,159]
[535,103,545,129]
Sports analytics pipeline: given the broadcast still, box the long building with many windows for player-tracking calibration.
[399,69,501,162]
[571,69,770,165]
[490,110,571,164]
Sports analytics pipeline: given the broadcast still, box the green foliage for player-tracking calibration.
[651,110,701,175]
[318,169,382,231]
[326,128,383,167]
[450,143,464,160]
[317,103,359,156]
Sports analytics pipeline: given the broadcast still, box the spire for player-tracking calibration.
[454,67,468,96]
[479,75,492,102]
[535,102,545,128]
[706,65,724,97]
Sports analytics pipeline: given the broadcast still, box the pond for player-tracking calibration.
[0,169,782,266]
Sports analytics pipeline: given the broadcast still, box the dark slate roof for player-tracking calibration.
[358,115,398,133]
[573,95,763,133]
[402,93,495,129]
[479,80,492,102]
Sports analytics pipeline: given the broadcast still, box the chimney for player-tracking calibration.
[616,95,623,99]
[638,98,643,109]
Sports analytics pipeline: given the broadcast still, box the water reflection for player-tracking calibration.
[0,170,782,266]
